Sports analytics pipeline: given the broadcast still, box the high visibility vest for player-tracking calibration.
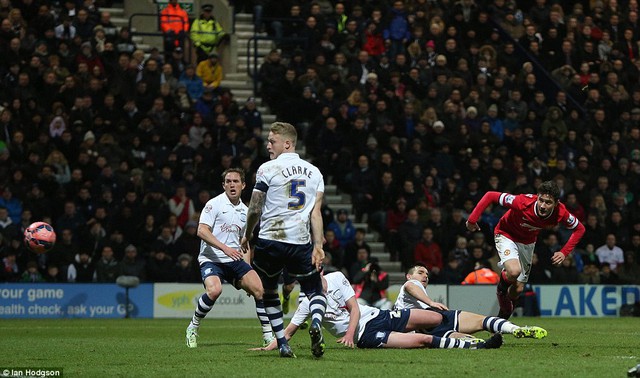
[461,268,500,285]
[190,16,225,52]
[160,4,189,33]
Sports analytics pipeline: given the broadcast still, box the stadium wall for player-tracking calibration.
[1,284,638,318]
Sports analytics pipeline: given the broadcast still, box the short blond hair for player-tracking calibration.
[270,122,297,146]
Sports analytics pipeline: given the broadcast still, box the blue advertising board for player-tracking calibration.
[0,284,154,318]
[534,285,640,317]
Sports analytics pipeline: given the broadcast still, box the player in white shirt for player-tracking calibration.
[185,169,274,348]
[394,264,548,339]
[241,122,327,358]
[256,271,504,350]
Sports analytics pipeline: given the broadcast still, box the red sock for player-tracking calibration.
[501,270,514,284]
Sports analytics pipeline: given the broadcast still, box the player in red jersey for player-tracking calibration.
[465,181,585,319]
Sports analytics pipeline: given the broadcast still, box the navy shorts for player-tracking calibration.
[357,309,411,348]
[282,268,297,286]
[253,239,321,293]
[200,260,253,284]
[425,309,461,337]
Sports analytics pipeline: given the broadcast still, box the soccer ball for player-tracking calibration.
[24,222,57,254]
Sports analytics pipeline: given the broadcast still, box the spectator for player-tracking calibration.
[20,261,43,282]
[196,51,223,92]
[168,184,195,228]
[343,228,370,273]
[159,0,189,56]
[579,262,601,284]
[348,246,370,282]
[352,258,392,310]
[395,206,421,266]
[67,251,95,283]
[118,244,147,281]
[0,187,22,224]
[147,246,176,282]
[618,252,640,284]
[95,245,119,283]
[349,154,377,222]
[1,250,20,282]
[448,236,470,266]
[461,262,499,285]
[383,1,410,59]
[550,254,581,284]
[322,229,344,271]
[327,208,356,249]
[413,227,443,281]
[175,253,199,283]
[599,262,620,284]
[595,234,625,271]
[439,256,465,284]
[0,206,20,241]
[174,220,200,260]
[190,4,227,62]
[43,264,65,282]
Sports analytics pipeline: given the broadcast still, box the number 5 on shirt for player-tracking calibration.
[288,179,306,210]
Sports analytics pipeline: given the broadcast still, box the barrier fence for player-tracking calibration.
[1,283,637,318]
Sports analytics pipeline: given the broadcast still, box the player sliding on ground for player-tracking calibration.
[256,271,503,351]
[465,180,585,319]
[395,264,547,339]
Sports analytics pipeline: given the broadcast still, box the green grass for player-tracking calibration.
[1,318,639,377]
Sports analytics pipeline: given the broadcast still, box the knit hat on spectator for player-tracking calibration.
[433,120,445,129]
[466,106,478,116]
[425,40,435,49]
[84,131,96,142]
[488,104,498,112]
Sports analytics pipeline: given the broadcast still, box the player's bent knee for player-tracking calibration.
[251,286,264,300]
[206,286,222,301]
[505,266,521,280]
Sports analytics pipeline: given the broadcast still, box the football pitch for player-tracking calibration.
[1,318,638,377]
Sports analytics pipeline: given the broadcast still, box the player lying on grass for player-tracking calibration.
[465,180,584,319]
[255,271,503,352]
[394,264,547,339]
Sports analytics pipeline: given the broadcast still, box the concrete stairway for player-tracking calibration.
[222,14,403,284]
[101,6,152,51]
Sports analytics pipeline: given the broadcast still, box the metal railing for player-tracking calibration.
[128,12,192,59]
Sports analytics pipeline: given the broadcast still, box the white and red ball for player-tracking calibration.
[24,222,56,254]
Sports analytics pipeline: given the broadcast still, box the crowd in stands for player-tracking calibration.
[1,0,640,289]
[257,0,640,287]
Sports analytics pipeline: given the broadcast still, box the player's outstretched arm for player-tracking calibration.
[241,190,265,253]
[336,296,360,348]
[466,191,503,227]
[252,322,300,351]
[405,282,448,310]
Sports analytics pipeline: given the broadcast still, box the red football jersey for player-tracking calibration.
[494,193,580,244]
